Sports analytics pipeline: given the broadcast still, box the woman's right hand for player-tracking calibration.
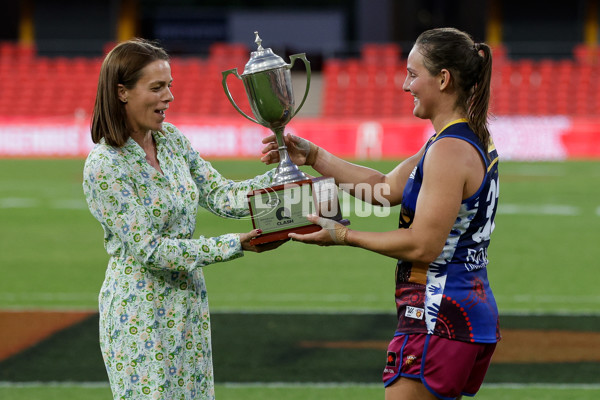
[260,133,319,167]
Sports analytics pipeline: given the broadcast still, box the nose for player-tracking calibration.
[165,88,174,103]
[402,75,410,92]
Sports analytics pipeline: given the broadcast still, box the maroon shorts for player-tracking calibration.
[382,333,496,399]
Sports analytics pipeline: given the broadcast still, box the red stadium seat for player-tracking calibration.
[573,44,600,65]
[0,41,597,118]
[361,43,401,66]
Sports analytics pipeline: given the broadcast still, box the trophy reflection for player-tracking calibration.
[222,32,348,244]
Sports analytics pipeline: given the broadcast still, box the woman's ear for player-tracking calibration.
[439,69,451,91]
[117,84,128,103]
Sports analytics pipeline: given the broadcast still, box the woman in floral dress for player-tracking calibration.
[83,39,278,400]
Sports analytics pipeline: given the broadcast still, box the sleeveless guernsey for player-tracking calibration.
[395,120,500,343]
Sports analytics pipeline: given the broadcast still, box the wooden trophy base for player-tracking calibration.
[247,176,349,245]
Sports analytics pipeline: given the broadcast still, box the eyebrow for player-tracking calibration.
[149,79,173,86]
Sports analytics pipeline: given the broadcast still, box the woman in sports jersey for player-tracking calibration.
[261,27,499,399]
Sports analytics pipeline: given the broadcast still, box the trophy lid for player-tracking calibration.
[242,31,287,75]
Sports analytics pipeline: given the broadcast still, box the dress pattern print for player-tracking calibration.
[83,123,274,399]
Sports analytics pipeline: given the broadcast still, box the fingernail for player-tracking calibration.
[257,229,263,234]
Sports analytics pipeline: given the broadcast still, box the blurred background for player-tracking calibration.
[1,1,599,400]
[0,0,598,159]
[3,0,595,58]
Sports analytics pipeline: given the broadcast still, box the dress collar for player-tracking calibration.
[123,130,167,158]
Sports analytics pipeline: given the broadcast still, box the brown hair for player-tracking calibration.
[91,38,170,147]
[415,27,493,151]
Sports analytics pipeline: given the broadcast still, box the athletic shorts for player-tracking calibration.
[382,333,496,399]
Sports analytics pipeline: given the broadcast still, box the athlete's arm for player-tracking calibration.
[312,142,427,206]
[292,138,483,263]
[346,138,484,262]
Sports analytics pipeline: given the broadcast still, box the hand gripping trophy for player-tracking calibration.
[222,32,348,245]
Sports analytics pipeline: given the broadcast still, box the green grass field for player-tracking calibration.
[1,158,599,399]
[1,383,600,400]
[1,159,598,313]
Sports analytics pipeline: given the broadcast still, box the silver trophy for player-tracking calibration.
[222,31,311,185]
[222,32,346,245]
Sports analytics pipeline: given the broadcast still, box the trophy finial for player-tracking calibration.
[254,31,264,51]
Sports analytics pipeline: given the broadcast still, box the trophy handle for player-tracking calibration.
[221,68,259,124]
[287,53,311,119]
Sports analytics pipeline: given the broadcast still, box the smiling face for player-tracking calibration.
[402,45,441,120]
[119,60,174,135]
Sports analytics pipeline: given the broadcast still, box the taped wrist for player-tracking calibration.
[319,216,348,245]
[332,223,348,245]
[305,141,320,166]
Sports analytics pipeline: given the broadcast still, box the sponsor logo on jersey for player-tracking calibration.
[464,247,489,271]
[405,306,424,320]
[386,351,397,367]
[405,354,417,366]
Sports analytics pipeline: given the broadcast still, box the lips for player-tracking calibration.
[155,109,167,120]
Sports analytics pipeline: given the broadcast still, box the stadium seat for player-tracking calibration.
[573,44,600,65]
[0,40,598,118]
[361,43,401,66]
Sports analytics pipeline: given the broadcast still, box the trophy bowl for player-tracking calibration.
[222,31,311,185]
[222,32,348,244]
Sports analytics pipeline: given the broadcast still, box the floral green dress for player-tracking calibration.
[83,123,274,400]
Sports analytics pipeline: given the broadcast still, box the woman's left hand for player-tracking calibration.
[240,229,290,253]
[288,214,349,246]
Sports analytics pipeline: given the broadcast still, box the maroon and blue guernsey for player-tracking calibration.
[395,119,501,343]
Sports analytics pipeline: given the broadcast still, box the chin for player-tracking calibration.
[412,108,424,119]
[412,107,429,120]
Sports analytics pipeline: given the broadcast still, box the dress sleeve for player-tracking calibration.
[169,124,275,219]
[83,149,245,272]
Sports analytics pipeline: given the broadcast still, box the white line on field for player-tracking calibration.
[0,197,40,208]
[0,197,86,210]
[0,306,99,312]
[498,203,580,216]
[0,292,97,302]
[0,381,109,388]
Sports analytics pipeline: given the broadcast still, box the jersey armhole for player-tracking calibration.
[427,134,489,203]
